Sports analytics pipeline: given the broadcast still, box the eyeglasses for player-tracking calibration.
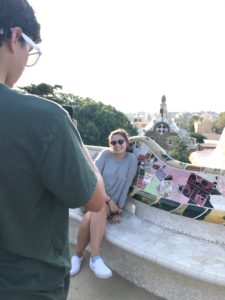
[21,32,42,67]
[110,139,125,146]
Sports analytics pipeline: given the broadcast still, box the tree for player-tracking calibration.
[20,83,138,146]
[189,132,206,143]
[20,83,76,105]
[168,136,192,163]
[213,112,225,134]
[72,98,137,146]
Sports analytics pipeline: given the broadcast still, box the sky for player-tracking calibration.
[17,0,225,114]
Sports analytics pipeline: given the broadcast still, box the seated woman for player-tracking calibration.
[70,128,138,279]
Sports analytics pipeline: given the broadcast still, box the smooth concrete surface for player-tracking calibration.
[67,251,164,300]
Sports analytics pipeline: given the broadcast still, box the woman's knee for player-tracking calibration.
[91,203,109,221]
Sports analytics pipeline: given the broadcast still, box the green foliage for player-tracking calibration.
[20,83,137,146]
[189,132,206,143]
[20,83,77,105]
[167,136,192,163]
[72,98,137,146]
[213,112,225,134]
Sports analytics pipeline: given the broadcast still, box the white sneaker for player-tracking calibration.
[89,257,112,279]
[70,255,83,276]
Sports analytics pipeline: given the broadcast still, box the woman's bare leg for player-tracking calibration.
[89,203,110,257]
[75,211,91,256]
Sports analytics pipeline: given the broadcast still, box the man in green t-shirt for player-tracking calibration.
[0,1,106,299]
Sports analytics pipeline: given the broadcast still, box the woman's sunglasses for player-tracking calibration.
[110,139,125,146]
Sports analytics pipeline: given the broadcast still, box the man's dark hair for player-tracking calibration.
[0,0,41,46]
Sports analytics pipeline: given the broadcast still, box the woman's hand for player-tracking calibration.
[108,213,121,224]
[108,199,121,215]
[106,199,122,224]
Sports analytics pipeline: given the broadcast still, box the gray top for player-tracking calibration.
[95,148,138,208]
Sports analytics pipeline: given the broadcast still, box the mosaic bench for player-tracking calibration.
[69,138,225,300]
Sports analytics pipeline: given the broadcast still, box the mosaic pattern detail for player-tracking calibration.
[128,136,225,224]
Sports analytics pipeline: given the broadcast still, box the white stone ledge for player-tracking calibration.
[69,200,225,300]
[133,199,225,245]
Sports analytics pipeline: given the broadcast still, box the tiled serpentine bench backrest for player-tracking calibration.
[87,136,225,226]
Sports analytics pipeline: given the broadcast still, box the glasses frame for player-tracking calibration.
[110,139,125,146]
[21,32,42,67]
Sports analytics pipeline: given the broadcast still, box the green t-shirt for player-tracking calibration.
[0,84,97,299]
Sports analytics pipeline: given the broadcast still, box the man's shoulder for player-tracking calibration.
[11,88,67,123]
[21,91,62,115]
[0,87,71,138]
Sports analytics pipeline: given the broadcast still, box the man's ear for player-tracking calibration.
[8,27,22,53]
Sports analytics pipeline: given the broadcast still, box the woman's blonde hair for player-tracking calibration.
[108,128,129,147]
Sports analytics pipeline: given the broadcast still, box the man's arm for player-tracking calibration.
[71,118,106,211]
[41,115,106,211]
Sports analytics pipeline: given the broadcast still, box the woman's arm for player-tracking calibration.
[117,154,138,208]
[94,148,109,173]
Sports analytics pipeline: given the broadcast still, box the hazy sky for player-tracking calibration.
[17,0,225,114]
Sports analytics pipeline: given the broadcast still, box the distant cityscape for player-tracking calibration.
[125,96,221,156]
[126,110,219,135]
